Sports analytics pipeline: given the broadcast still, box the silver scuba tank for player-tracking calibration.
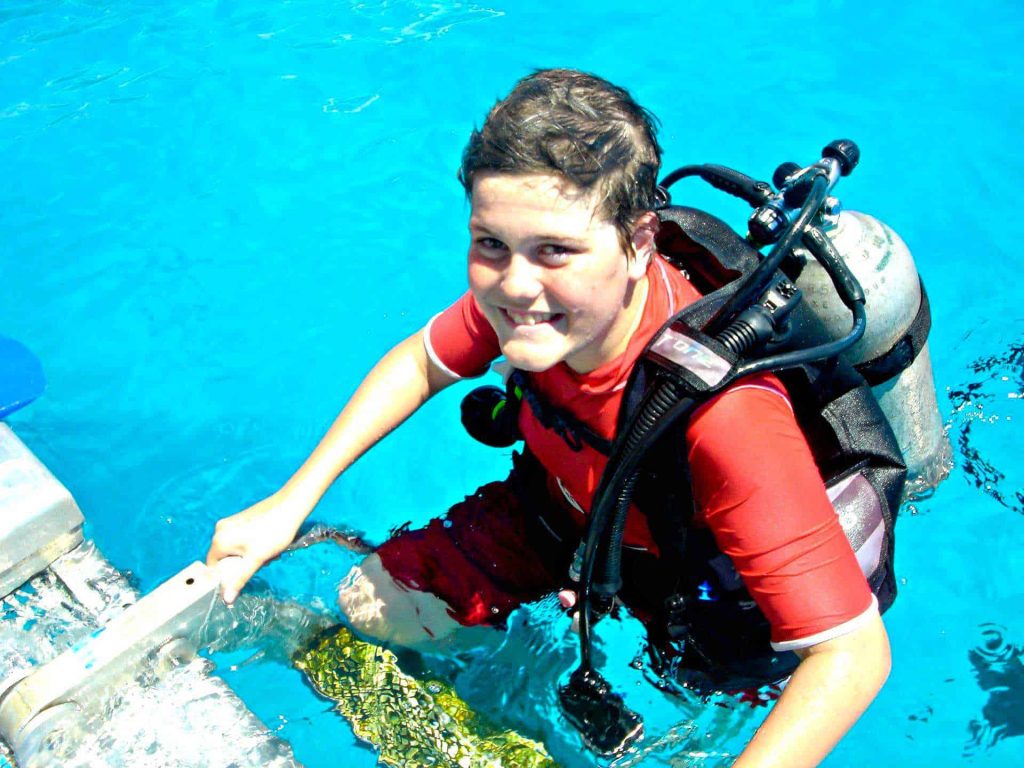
[794,210,950,495]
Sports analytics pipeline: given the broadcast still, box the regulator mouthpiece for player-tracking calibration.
[558,668,644,756]
[460,385,520,447]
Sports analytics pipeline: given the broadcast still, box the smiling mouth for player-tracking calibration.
[502,309,563,327]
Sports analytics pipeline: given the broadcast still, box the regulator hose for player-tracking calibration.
[658,164,773,207]
[705,173,829,336]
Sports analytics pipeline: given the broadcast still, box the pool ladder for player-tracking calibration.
[0,424,302,767]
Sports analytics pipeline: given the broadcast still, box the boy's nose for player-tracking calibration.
[499,252,543,301]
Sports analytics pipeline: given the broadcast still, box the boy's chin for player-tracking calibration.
[499,344,564,373]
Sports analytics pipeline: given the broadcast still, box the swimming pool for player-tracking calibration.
[2,0,1022,765]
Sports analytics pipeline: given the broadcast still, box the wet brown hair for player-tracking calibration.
[458,69,662,249]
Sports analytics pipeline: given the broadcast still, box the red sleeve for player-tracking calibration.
[424,291,500,378]
[685,374,874,647]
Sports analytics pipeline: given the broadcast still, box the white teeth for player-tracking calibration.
[507,310,553,326]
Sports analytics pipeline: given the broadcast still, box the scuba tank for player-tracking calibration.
[792,210,950,494]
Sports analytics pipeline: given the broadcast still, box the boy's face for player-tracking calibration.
[468,172,652,373]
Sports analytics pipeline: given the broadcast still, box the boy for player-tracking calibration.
[207,69,890,767]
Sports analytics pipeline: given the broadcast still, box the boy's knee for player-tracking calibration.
[338,553,464,650]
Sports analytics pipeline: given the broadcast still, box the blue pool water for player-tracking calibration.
[2,1,1023,765]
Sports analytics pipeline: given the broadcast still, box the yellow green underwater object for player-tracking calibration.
[295,626,557,768]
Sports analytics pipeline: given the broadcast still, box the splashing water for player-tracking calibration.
[947,336,1024,515]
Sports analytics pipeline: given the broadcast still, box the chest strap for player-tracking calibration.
[511,371,614,455]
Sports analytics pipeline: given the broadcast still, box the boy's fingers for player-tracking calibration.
[205,532,238,569]
[558,589,581,633]
[205,544,225,569]
[212,555,255,605]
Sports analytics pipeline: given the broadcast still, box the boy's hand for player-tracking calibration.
[559,589,582,633]
[559,590,622,634]
[205,494,306,604]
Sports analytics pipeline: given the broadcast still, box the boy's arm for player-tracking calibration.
[728,610,891,768]
[684,379,891,764]
[206,329,458,601]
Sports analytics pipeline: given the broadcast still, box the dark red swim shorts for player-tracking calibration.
[375,459,576,629]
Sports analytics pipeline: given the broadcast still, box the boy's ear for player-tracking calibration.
[628,212,660,278]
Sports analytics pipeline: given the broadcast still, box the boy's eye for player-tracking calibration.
[538,244,573,265]
[474,237,508,258]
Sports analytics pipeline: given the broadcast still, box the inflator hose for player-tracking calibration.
[579,309,773,670]
[577,380,698,669]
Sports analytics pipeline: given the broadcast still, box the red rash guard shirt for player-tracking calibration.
[424,256,875,650]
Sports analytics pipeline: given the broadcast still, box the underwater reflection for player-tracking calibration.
[966,622,1024,755]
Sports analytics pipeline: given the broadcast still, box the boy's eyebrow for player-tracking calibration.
[468,219,589,245]
[468,218,494,233]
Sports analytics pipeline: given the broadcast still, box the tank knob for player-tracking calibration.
[772,162,801,191]
[823,139,860,176]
